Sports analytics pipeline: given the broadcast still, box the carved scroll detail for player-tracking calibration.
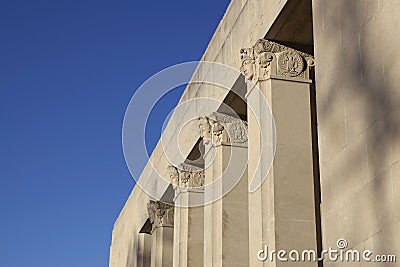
[147,200,174,229]
[199,112,248,146]
[198,117,212,145]
[167,164,205,189]
[240,39,315,82]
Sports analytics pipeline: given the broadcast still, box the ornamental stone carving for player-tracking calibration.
[277,50,304,77]
[239,47,255,81]
[198,112,248,146]
[240,39,315,82]
[167,165,179,189]
[147,200,174,229]
[167,164,205,189]
[198,117,212,145]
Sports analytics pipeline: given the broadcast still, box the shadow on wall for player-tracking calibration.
[315,0,399,255]
[125,238,135,267]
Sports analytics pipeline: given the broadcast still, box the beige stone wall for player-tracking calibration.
[110,0,400,265]
[159,0,291,170]
[313,0,400,262]
[109,1,290,266]
[109,185,151,267]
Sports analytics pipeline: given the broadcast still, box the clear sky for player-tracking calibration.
[0,0,230,266]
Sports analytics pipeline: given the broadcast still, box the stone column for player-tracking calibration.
[147,200,174,267]
[137,233,152,267]
[241,39,317,266]
[200,112,249,267]
[170,164,205,267]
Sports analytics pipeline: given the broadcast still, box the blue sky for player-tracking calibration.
[0,0,230,266]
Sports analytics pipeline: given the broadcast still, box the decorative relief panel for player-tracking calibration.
[240,39,315,82]
[277,50,304,77]
[167,164,205,189]
[147,200,174,229]
[198,112,248,146]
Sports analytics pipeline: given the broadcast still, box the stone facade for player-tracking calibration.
[109,1,400,266]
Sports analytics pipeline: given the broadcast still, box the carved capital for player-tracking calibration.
[178,163,205,188]
[168,164,205,189]
[147,200,174,229]
[198,112,248,146]
[240,39,315,82]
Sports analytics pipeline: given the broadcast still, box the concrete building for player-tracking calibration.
[109,0,400,266]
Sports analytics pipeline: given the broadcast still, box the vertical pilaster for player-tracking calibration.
[137,233,152,267]
[200,113,249,267]
[242,39,318,266]
[147,201,174,267]
[170,164,205,267]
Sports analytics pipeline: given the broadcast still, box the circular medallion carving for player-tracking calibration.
[228,121,248,143]
[278,50,304,77]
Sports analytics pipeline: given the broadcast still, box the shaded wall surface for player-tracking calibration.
[313,0,400,262]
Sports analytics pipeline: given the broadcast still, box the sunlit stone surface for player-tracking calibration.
[109,1,400,266]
